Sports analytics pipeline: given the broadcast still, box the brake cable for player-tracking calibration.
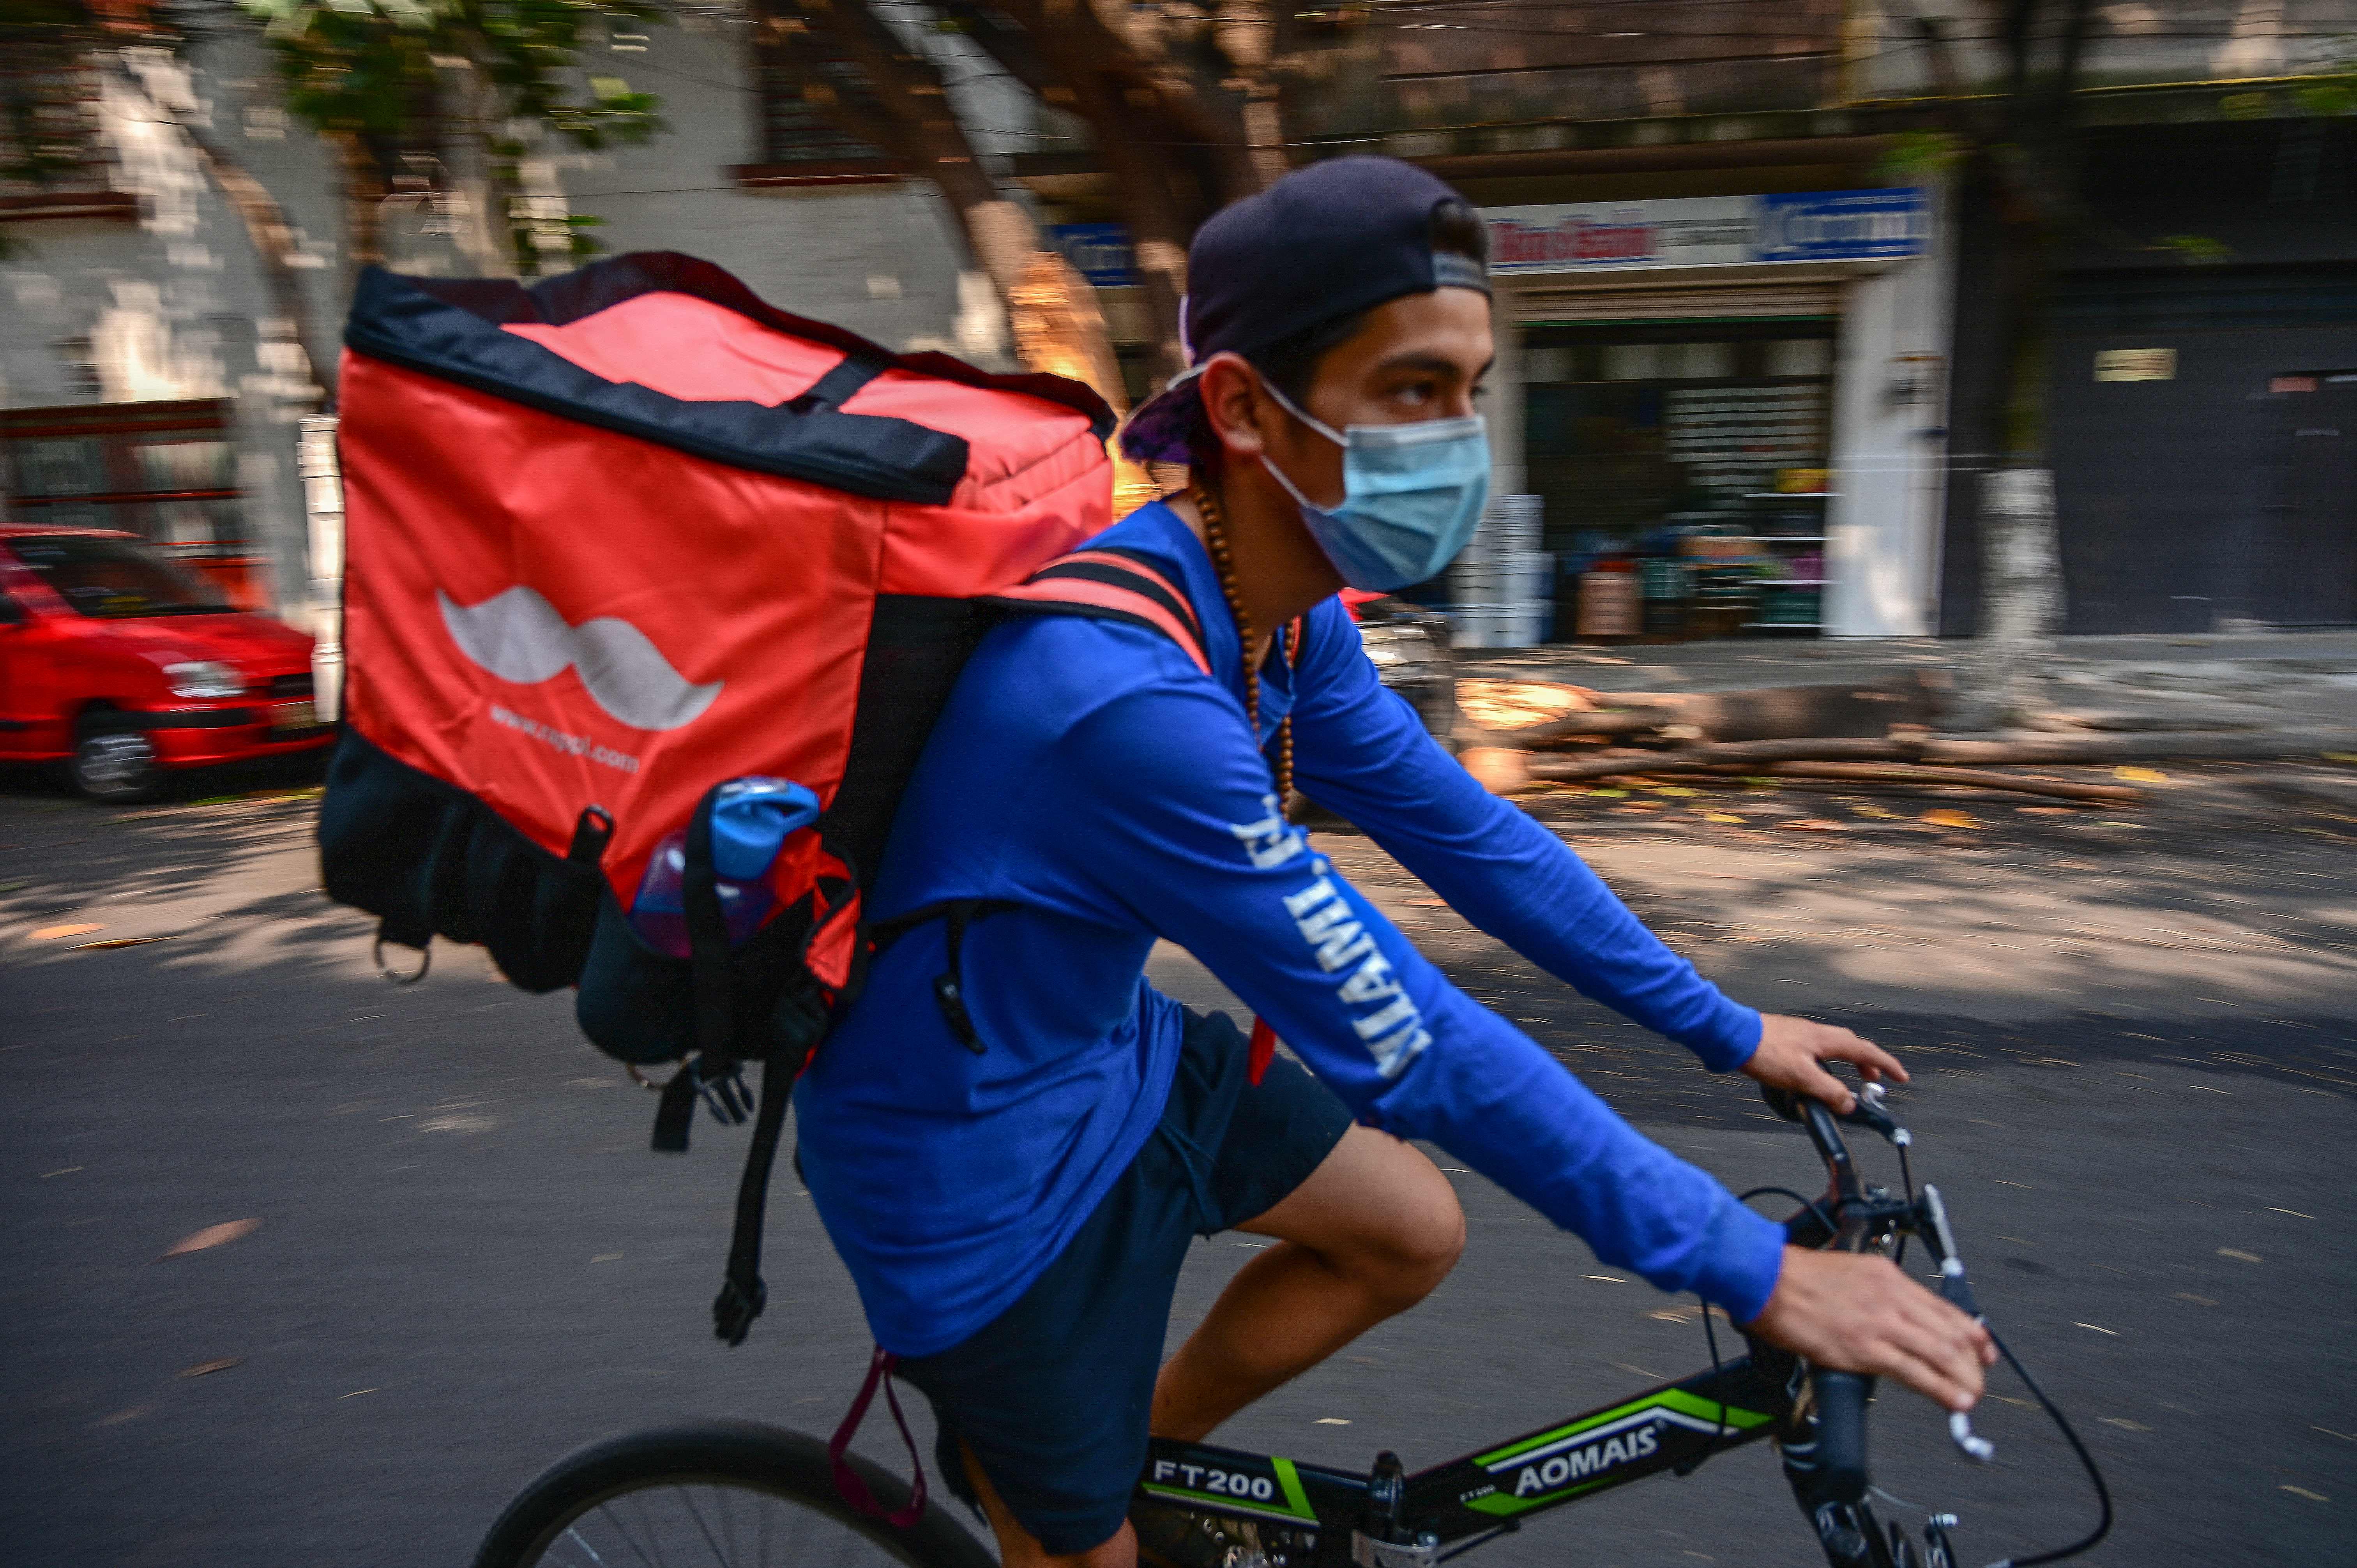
[1738,1097,2113,1567]
[1678,1184,1841,1480]
[1977,1326,2114,1568]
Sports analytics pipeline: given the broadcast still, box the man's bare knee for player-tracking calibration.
[1323,1164,1465,1309]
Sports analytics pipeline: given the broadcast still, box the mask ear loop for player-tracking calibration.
[1252,373,1345,515]
[1256,376,1347,448]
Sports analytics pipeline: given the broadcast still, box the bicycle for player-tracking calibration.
[472,1083,2111,1568]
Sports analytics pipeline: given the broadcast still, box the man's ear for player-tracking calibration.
[1195,352,1270,461]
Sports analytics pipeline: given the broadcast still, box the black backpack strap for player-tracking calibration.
[870,898,1013,1055]
[713,1054,795,1346]
[793,352,887,412]
[983,547,1211,675]
[681,788,736,1058]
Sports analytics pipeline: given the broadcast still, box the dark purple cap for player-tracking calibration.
[1118,157,1488,463]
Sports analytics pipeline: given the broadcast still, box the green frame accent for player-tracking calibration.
[1473,1388,1769,1469]
[1141,1457,1320,1524]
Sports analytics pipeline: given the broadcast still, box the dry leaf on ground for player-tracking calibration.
[1920,809,1981,829]
[2115,766,2168,782]
[77,936,170,950]
[160,1218,258,1259]
[29,924,104,941]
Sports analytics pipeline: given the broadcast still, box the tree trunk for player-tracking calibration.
[1214,0,1287,189]
[1959,464,2065,729]
[1934,2,2094,730]
[97,55,330,405]
[1071,72,1193,387]
[179,113,333,406]
[334,132,388,287]
[1950,192,2062,728]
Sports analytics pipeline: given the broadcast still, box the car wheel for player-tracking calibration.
[70,724,165,803]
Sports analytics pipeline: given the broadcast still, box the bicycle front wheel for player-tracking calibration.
[472,1420,995,1568]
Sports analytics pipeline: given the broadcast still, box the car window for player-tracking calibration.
[5,535,231,619]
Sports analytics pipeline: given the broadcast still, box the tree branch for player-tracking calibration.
[936,1,1057,98]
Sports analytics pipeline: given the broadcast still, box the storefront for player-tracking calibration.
[1479,187,1953,643]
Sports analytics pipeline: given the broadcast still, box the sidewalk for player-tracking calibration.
[1457,629,2357,734]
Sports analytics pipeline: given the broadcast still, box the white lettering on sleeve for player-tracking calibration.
[1315,931,1377,972]
[1226,793,1307,870]
[1281,877,1338,918]
[1270,867,1430,1078]
[1336,950,1402,1005]
[1296,901,1355,943]
[1352,995,1420,1041]
[1367,1022,1431,1078]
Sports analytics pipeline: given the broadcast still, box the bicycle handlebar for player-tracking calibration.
[1753,1077,2107,1567]
[1809,1370,1874,1506]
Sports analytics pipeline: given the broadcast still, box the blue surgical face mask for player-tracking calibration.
[1256,380,1491,593]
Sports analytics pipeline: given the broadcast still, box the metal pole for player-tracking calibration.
[296,415,345,722]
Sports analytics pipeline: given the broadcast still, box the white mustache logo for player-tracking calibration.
[437,586,723,732]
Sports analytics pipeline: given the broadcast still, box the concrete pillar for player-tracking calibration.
[1825,181,1956,636]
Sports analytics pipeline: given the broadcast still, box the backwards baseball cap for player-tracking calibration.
[1118,157,1489,464]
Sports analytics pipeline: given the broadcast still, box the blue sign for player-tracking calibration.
[1750,189,1929,263]
[1046,222,1138,287]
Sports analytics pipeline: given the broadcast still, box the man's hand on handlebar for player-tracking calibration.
[1742,1015,1906,1115]
[1747,1248,1995,1414]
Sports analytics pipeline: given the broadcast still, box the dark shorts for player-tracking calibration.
[894,1006,1355,1555]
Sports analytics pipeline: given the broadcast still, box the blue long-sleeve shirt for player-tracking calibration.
[795,501,1783,1358]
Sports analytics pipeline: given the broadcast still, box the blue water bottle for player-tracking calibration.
[629,777,821,957]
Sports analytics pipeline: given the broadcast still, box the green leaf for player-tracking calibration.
[1877,130,1964,181]
[2157,233,2234,266]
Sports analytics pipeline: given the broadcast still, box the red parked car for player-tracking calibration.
[0,524,332,801]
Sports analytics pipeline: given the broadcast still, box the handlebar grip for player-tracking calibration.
[1809,1370,1873,1505]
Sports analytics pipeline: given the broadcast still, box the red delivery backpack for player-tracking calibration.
[317,253,1209,1343]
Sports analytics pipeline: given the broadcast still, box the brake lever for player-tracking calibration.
[1918,1185,1998,1467]
[1760,1081,1904,1145]
[1848,1081,1901,1142]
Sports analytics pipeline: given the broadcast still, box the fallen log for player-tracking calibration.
[1666,673,1944,743]
[1747,761,2142,804]
[1472,673,1949,749]
[1527,738,1918,781]
[1522,728,2357,784]
[1918,731,2357,764]
[1505,706,1686,745]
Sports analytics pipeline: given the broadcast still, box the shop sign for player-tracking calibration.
[1045,222,1139,287]
[1483,188,1928,277]
[2094,348,2176,382]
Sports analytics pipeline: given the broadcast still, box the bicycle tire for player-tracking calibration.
[471,1420,997,1568]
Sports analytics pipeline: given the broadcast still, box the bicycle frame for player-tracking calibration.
[1138,1346,1798,1565]
[1126,1088,1979,1568]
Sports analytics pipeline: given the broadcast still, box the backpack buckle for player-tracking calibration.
[647,1054,752,1153]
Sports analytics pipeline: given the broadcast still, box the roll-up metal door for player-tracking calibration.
[1519,282,1842,323]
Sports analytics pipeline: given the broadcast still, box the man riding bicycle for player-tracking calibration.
[793,157,1993,1568]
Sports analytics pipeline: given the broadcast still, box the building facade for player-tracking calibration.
[0,20,1010,638]
[10,2,2356,651]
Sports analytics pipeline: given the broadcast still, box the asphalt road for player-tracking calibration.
[3,760,2353,1568]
